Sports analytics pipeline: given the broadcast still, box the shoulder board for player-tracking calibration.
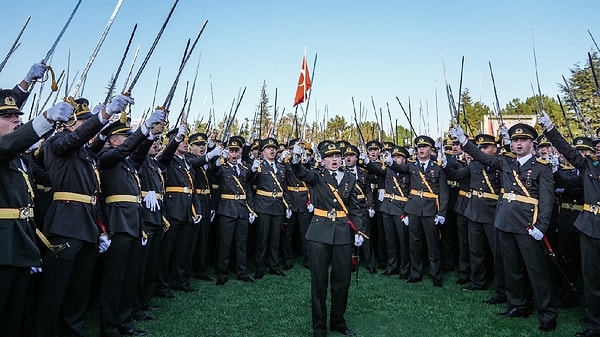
[559,163,575,170]
[502,152,516,159]
[536,158,550,165]
[588,154,599,161]
[407,158,416,163]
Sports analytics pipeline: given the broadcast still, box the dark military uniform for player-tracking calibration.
[98,124,152,337]
[291,146,363,337]
[462,124,556,327]
[36,101,106,337]
[545,128,600,334]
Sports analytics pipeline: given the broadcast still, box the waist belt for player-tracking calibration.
[314,208,347,220]
[447,180,459,187]
[458,190,472,198]
[165,186,192,194]
[53,191,97,205]
[470,189,499,200]
[0,207,34,220]
[256,189,283,198]
[502,192,538,205]
[410,189,438,200]
[140,191,164,200]
[221,194,246,200]
[287,186,308,192]
[36,184,52,192]
[385,193,408,202]
[195,189,211,195]
[560,202,583,212]
[583,203,600,215]
[105,195,141,204]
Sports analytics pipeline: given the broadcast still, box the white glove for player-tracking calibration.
[537,110,553,130]
[24,63,46,83]
[144,109,166,129]
[528,227,544,240]
[292,144,303,164]
[285,209,292,219]
[99,235,111,253]
[499,126,511,145]
[360,152,370,165]
[434,215,445,225]
[408,147,415,156]
[141,235,148,246]
[402,215,409,226]
[193,215,202,224]
[368,207,375,218]
[222,149,229,159]
[378,189,385,202]
[434,137,443,151]
[449,125,467,145]
[279,150,290,163]
[175,124,188,142]
[30,266,42,274]
[143,191,160,212]
[306,202,314,212]
[206,147,222,160]
[555,188,565,194]
[354,233,364,247]
[439,150,448,168]
[550,154,560,173]
[249,213,256,224]
[45,102,74,122]
[251,159,261,172]
[210,209,216,222]
[106,94,134,116]
[385,154,393,166]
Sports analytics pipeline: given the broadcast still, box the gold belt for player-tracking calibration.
[560,202,583,212]
[409,189,438,199]
[221,194,246,200]
[470,189,499,200]
[0,207,34,219]
[165,186,192,194]
[458,190,472,198]
[105,195,142,204]
[385,193,408,202]
[256,189,283,198]
[502,192,538,205]
[314,208,347,220]
[140,191,164,200]
[287,186,308,192]
[53,191,97,205]
[583,203,600,215]
[195,189,211,195]
[447,180,459,187]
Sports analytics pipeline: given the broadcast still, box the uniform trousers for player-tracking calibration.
[408,214,442,281]
[382,213,409,276]
[255,213,283,273]
[0,265,30,337]
[216,215,249,279]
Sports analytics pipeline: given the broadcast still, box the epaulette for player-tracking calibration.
[407,158,416,163]
[560,163,575,170]
[502,151,516,159]
[587,153,599,161]
[536,158,550,165]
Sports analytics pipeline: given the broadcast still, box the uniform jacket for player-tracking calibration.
[283,161,311,213]
[248,160,291,216]
[365,161,408,216]
[554,166,583,233]
[187,153,213,218]
[210,161,255,219]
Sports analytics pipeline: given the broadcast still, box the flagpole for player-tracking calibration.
[303,52,317,140]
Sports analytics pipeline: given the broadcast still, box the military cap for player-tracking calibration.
[227,138,242,150]
[475,133,496,146]
[229,135,245,146]
[536,135,551,147]
[317,140,334,151]
[383,141,395,151]
[319,142,341,158]
[0,89,22,115]
[189,132,208,145]
[414,135,435,147]
[287,138,299,149]
[336,140,351,152]
[365,140,382,150]
[391,146,409,157]
[574,136,595,152]
[71,98,92,120]
[508,123,537,140]
[277,144,286,153]
[305,147,314,155]
[343,145,359,156]
[592,138,600,146]
[443,137,453,150]
[260,137,279,150]
[251,139,261,151]
[102,120,132,137]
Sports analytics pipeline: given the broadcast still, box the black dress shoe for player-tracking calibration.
[332,327,356,336]
[155,291,174,299]
[254,272,264,279]
[237,275,255,283]
[432,278,443,287]
[496,308,530,318]
[456,278,469,285]
[398,273,409,280]
[407,277,423,283]
[538,319,557,332]
[145,304,161,311]
[194,274,214,282]
[215,278,228,286]
[269,269,287,277]
[282,264,293,271]
[174,285,197,293]
[575,329,600,337]
[381,270,399,276]
[483,296,506,305]
[119,328,148,336]
[133,314,155,322]
[462,285,486,291]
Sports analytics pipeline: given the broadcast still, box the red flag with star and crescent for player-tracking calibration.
[293,55,312,107]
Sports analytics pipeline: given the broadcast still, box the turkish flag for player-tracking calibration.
[293,55,312,106]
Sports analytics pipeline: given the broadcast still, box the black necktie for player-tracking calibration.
[332,172,338,185]
[421,163,425,171]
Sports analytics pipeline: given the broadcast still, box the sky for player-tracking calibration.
[1,0,599,139]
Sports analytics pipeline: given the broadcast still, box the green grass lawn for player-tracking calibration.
[85,260,584,337]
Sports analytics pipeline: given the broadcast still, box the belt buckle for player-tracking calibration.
[272,191,279,198]
[294,187,299,192]
[590,205,599,215]
[328,209,337,221]
[201,189,207,194]
[506,193,516,202]
[19,207,31,219]
[417,190,423,198]
[234,194,240,200]
[183,187,189,194]
[90,195,97,206]
[136,196,142,204]
[476,191,484,198]
[390,193,395,200]
[466,192,472,198]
